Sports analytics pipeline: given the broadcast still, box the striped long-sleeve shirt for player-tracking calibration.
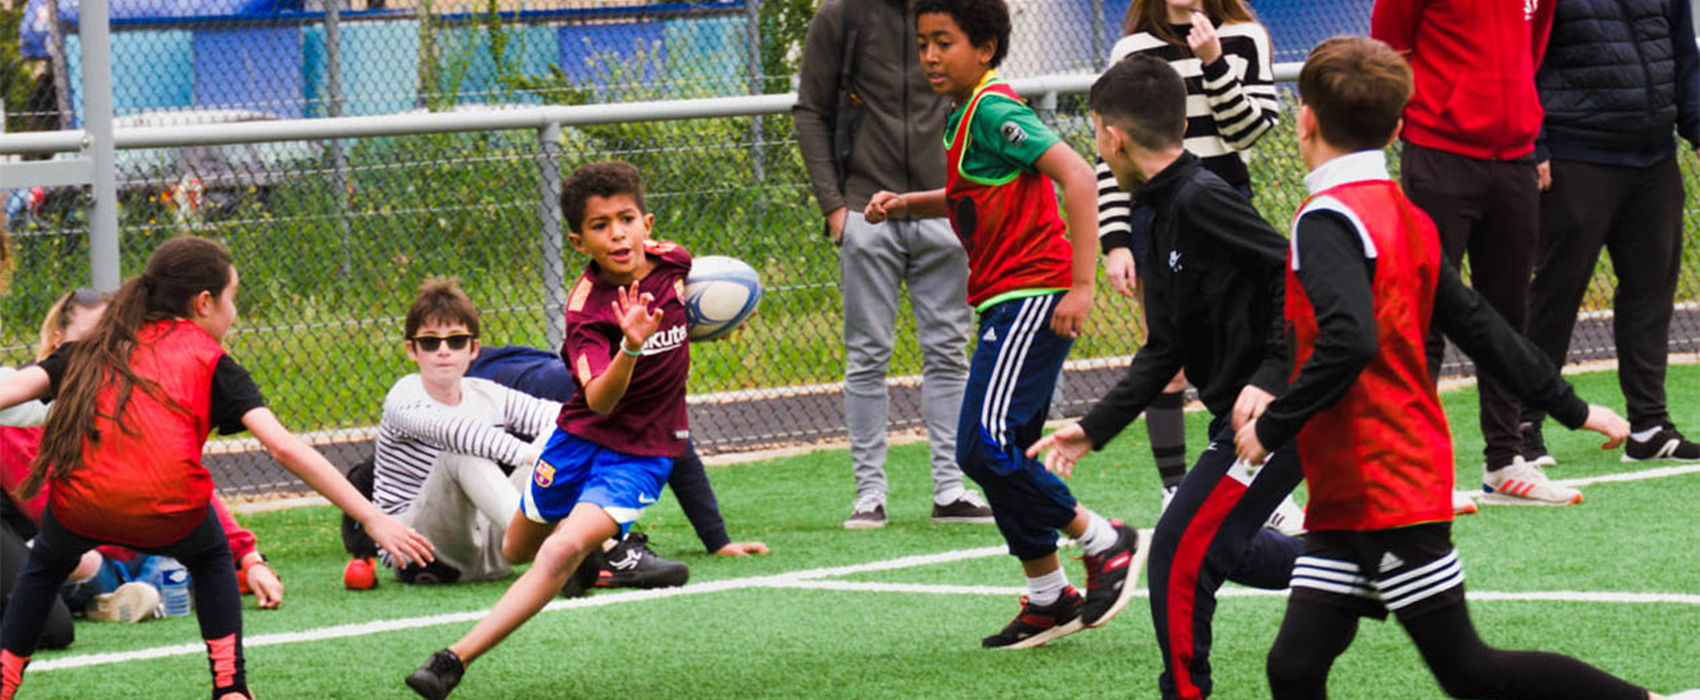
[1097,21,1278,251]
[373,375,561,516]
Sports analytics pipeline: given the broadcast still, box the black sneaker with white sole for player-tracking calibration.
[405,649,465,700]
[931,490,994,523]
[982,587,1085,649]
[1080,521,1140,628]
[597,532,690,589]
[1623,425,1700,462]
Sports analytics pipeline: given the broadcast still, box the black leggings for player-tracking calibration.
[1266,594,1647,700]
[0,505,247,699]
[0,523,72,650]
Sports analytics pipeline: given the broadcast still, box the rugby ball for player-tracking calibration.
[684,255,763,341]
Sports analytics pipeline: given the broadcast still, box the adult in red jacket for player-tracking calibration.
[1372,0,1575,506]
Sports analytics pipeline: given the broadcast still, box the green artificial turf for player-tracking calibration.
[14,367,1700,699]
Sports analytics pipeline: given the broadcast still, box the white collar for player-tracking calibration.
[1304,150,1391,195]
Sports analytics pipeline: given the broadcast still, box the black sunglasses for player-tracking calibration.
[409,334,476,352]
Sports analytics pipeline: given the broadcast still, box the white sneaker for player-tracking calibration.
[1159,485,1178,516]
[1262,494,1307,537]
[88,581,160,623]
[1665,690,1700,699]
[1452,490,1479,516]
[1480,458,1582,506]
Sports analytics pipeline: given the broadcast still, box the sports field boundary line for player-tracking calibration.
[1554,462,1700,487]
[757,580,1700,607]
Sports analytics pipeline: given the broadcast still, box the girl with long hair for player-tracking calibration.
[0,236,434,700]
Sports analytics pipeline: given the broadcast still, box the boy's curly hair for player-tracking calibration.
[914,0,1012,69]
[560,161,647,234]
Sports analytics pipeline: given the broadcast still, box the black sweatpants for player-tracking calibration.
[1266,587,1647,700]
[1523,156,1685,432]
[1150,422,1303,700]
[0,505,246,698]
[1402,142,1539,469]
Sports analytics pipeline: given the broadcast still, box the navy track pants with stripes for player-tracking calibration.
[1152,424,1304,700]
[955,293,1080,561]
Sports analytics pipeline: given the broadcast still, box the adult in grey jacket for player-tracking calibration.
[793,0,990,529]
[1522,0,1700,466]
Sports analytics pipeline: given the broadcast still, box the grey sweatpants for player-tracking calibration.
[839,211,973,501]
[395,442,539,582]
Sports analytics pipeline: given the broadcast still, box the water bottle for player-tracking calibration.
[158,558,192,617]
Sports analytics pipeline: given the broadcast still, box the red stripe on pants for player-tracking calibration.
[1166,476,1248,700]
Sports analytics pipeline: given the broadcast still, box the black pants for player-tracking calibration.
[1524,156,1685,432]
[1151,422,1303,700]
[1403,142,1539,469]
[1266,587,1647,700]
[0,505,246,698]
[0,523,72,650]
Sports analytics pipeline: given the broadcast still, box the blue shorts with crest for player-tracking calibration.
[522,428,673,536]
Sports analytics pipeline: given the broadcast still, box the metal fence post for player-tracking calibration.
[80,0,120,291]
[1090,0,1106,71]
[325,0,353,278]
[44,0,72,130]
[539,122,567,351]
[744,0,765,181]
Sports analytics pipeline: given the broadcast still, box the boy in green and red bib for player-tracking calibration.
[865,0,1139,650]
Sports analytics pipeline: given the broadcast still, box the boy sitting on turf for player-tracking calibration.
[371,277,559,586]
[1027,55,1302,700]
[406,160,695,699]
[865,0,1138,649]
[1236,35,1699,700]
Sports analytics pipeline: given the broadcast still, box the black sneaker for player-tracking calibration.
[1080,520,1140,628]
[560,545,606,598]
[1520,421,1556,467]
[843,495,887,529]
[1623,425,1700,462]
[396,560,462,585]
[931,490,994,523]
[405,649,465,700]
[981,587,1085,649]
[596,532,690,589]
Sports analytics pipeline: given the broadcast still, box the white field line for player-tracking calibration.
[35,461,1700,673]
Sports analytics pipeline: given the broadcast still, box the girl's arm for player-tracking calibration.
[0,366,51,412]
[1199,22,1279,150]
[241,407,435,566]
[1034,141,1099,338]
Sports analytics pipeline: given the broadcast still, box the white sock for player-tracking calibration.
[1632,426,1663,442]
[1026,568,1070,606]
[933,485,966,506]
[1078,513,1119,557]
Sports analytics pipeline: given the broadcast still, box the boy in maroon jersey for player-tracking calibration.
[865,0,1139,650]
[405,161,694,699]
[1235,36,1696,700]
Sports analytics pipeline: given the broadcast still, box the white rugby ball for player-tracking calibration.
[684,255,763,341]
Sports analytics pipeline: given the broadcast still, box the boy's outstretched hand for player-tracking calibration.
[614,283,663,352]
[715,541,771,556]
[1582,404,1630,450]
[365,512,435,568]
[1026,423,1092,478]
[863,191,906,224]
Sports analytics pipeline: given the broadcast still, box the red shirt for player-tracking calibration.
[1286,177,1453,532]
[944,77,1074,308]
[557,240,692,457]
[50,320,225,547]
[1372,0,1556,160]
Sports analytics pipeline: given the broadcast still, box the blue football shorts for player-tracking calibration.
[521,428,673,536]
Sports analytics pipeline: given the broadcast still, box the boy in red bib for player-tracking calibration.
[1235,36,1696,700]
[865,0,1139,650]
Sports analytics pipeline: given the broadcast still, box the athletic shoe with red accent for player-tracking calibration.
[982,587,1085,649]
[1481,458,1582,506]
[595,532,689,589]
[405,649,465,700]
[1452,490,1479,516]
[1080,521,1141,628]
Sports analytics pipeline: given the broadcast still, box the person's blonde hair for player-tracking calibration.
[37,288,112,361]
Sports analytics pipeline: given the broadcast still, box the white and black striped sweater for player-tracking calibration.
[1096,22,1279,251]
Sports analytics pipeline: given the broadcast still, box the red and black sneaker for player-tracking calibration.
[981,586,1085,649]
[1080,520,1141,628]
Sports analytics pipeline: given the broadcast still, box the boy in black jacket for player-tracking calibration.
[1027,55,1300,700]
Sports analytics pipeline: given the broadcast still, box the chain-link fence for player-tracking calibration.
[3,0,1700,500]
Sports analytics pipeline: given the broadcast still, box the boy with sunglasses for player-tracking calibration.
[372,277,561,585]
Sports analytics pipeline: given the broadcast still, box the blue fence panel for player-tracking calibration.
[1252,0,1373,63]
[303,20,420,117]
[65,30,195,125]
[193,25,305,118]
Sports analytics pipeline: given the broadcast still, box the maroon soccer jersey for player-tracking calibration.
[556,240,692,457]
